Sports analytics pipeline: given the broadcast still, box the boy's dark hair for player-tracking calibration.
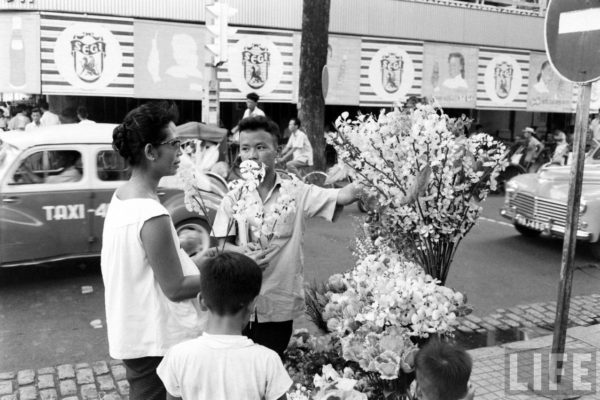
[238,116,280,145]
[246,92,260,102]
[200,252,262,316]
[415,340,472,400]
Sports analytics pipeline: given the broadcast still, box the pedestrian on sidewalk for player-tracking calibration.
[212,116,363,359]
[415,340,475,400]
[157,252,292,400]
[101,102,216,400]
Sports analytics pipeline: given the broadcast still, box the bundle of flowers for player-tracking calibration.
[327,103,507,284]
[290,247,466,399]
[288,364,369,400]
[226,160,300,249]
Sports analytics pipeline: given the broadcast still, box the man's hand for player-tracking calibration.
[245,245,280,271]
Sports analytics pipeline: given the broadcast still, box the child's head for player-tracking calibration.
[415,340,472,400]
[199,252,262,317]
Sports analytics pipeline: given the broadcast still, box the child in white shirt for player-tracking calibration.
[157,252,292,400]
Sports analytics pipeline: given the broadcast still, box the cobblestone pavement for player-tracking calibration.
[3,294,600,399]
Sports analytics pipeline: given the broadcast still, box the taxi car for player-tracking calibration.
[0,123,223,267]
[500,141,600,258]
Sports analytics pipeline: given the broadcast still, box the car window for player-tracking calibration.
[97,150,131,181]
[0,141,20,179]
[10,150,83,185]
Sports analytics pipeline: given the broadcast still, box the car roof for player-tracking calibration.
[0,123,117,149]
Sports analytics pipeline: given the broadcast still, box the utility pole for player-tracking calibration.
[204,0,237,125]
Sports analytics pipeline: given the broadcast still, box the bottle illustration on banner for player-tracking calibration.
[147,32,161,83]
[9,16,26,89]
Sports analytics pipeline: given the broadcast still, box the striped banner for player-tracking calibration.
[360,37,423,107]
[41,12,134,96]
[218,28,294,102]
[477,47,529,109]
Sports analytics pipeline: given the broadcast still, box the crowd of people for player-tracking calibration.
[100,102,475,400]
[0,100,94,131]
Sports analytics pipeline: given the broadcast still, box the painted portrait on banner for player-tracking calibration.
[483,55,523,105]
[367,45,415,103]
[54,23,123,92]
[0,13,40,93]
[423,43,477,108]
[324,35,361,105]
[227,36,284,97]
[135,21,206,99]
[527,53,573,112]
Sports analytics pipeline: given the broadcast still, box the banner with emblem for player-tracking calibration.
[422,43,477,108]
[40,13,134,96]
[526,52,573,113]
[219,28,293,102]
[0,13,40,94]
[477,47,528,109]
[360,38,422,107]
[134,20,207,99]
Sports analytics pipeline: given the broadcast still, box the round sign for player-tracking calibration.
[227,36,284,96]
[483,55,523,104]
[321,65,329,100]
[54,23,122,90]
[545,0,600,83]
[368,46,414,102]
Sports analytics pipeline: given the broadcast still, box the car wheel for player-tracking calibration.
[176,218,213,257]
[303,171,331,188]
[514,223,542,237]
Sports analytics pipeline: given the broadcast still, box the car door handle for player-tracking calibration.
[2,196,20,204]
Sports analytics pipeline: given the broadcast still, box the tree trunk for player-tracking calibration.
[298,0,330,171]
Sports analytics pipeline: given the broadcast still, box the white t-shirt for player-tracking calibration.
[242,107,265,119]
[40,110,61,126]
[101,195,205,359]
[284,129,313,165]
[157,333,292,400]
[25,122,42,131]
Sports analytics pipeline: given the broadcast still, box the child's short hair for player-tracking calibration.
[415,340,472,400]
[200,252,262,315]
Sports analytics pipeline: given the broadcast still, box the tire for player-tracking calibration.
[302,171,331,188]
[590,242,600,261]
[175,218,214,257]
[514,223,542,237]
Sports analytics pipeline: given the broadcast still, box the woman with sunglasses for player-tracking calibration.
[101,102,215,400]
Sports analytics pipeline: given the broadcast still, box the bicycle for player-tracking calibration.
[274,157,331,188]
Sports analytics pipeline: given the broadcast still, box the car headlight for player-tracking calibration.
[505,181,517,199]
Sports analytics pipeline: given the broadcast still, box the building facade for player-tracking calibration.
[0,0,583,138]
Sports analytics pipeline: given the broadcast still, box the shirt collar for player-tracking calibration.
[263,172,283,203]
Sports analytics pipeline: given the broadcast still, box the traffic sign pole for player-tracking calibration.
[550,82,591,384]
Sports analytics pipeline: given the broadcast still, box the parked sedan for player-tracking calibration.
[500,142,600,258]
[0,123,222,267]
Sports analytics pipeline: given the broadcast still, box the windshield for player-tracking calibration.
[0,141,21,182]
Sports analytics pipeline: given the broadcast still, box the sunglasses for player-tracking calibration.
[157,138,193,149]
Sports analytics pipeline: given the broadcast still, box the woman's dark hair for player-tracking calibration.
[200,252,262,315]
[112,102,179,166]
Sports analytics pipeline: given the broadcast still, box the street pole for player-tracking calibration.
[550,82,592,383]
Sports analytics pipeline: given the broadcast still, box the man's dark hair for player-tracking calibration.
[238,115,280,145]
[290,117,301,129]
[415,340,472,400]
[39,100,49,111]
[31,108,41,115]
[246,92,259,103]
[200,252,262,316]
[77,106,89,119]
